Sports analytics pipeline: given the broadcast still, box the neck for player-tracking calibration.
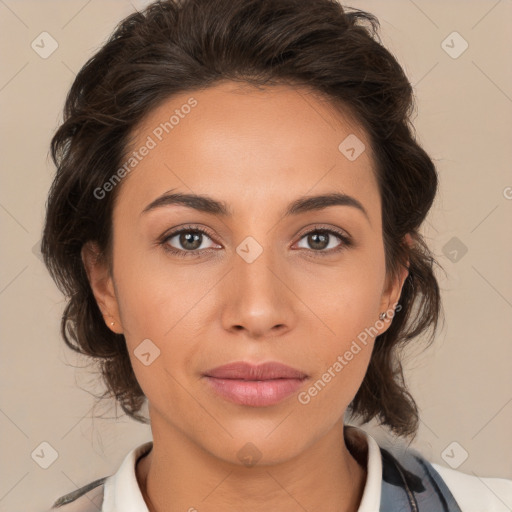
[136,421,367,512]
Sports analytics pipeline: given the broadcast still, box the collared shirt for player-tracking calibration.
[50,426,512,511]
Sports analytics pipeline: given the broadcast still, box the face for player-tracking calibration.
[84,81,407,465]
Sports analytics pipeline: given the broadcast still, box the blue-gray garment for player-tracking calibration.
[379,447,462,511]
[51,446,463,511]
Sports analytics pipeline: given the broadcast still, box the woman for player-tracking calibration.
[42,0,512,511]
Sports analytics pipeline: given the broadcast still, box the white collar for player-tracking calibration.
[102,425,382,511]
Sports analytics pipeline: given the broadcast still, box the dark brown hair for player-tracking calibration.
[41,0,443,438]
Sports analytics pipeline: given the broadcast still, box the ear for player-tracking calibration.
[377,233,413,329]
[81,241,123,334]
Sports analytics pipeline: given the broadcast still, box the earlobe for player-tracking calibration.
[378,233,413,329]
[81,241,122,333]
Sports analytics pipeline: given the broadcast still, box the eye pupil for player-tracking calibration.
[181,231,202,250]
[309,232,329,250]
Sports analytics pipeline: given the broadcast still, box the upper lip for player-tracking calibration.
[203,361,308,380]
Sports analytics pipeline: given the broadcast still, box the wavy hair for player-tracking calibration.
[41,0,443,437]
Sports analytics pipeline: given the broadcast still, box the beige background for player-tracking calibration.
[1,0,511,511]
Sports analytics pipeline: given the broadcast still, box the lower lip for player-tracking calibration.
[203,376,307,406]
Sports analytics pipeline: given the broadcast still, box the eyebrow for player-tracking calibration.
[141,189,370,224]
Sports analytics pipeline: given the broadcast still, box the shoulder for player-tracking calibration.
[431,462,512,512]
[49,477,106,511]
[48,440,153,512]
[381,441,512,512]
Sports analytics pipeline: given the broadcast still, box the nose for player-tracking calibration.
[220,244,296,339]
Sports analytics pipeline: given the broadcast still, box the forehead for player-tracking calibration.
[115,81,380,219]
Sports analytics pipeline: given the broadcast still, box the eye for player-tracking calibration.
[159,224,352,258]
[295,227,352,255]
[160,225,219,257]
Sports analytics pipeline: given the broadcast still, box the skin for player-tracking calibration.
[82,80,409,512]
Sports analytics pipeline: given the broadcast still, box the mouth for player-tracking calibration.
[203,361,308,380]
[202,361,308,407]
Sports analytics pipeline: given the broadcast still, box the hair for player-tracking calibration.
[41,0,443,438]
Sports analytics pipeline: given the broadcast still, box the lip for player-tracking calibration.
[203,361,308,380]
[202,361,309,407]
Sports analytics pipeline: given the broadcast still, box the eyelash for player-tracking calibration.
[159,224,352,259]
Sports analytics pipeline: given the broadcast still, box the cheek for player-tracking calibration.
[293,317,375,433]
[297,249,385,401]
[111,245,215,388]
[303,251,386,342]
[112,236,203,338]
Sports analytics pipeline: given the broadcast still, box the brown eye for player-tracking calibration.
[174,231,204,251]
[295,227,352,255]
[161,226,220,257]
[304,231,330,250]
